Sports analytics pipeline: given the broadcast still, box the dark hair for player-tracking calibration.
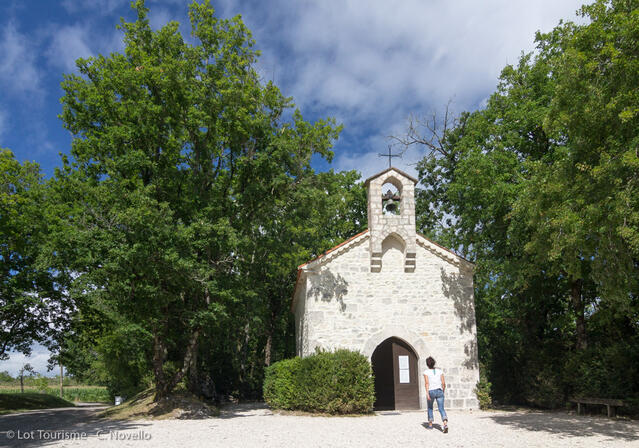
[426,356,436,369]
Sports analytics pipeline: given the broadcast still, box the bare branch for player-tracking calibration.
[389,100,459,159]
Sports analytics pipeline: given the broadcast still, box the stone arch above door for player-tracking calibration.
[363,326,429,410]
[362,326,428,359]
[371,336,420,410]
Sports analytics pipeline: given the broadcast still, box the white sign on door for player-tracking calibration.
[398,355,410,383]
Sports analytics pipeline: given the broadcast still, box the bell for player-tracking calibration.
[385,198,398,214]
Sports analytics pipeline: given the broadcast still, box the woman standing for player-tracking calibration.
[423,356,448,433]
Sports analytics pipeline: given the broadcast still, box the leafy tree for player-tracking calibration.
[34,375,49,393]
[0,149,65,359]
[18,363,35,393]
[50,0,342,400]
[403,0,639,405]
[0,371,13,383]
[201,169,366,398]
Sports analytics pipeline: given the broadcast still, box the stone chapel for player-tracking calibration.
[291,167,480,410]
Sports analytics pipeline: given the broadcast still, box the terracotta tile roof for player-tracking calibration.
[291,230,369,312]
[416,232,474,265]
[297,229,369,269]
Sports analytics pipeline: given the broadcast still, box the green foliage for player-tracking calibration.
[264,350,375,414]
[96,323,153,398]
[0,372,13,382]
[564,338,639,400]
[407,0,639,407]
[474,364,492,409]
[0,149,67,359]
[48,0,363,403]
[263,357,301,409]
[18,364,35,386]
[33,376,49,393]
[58,387,111,403]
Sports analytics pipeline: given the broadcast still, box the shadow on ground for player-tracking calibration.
[0,404,152,447]
[217,402,271,419]
[420,422,445,432]
[486,410,639,442]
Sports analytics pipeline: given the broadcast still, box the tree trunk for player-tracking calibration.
[167,328,200,395]
[264,331,272,367]
[571,279,587,350]
[59,365,63,399]
[152,332,168,401]
[188,341,199,395]
[265,300,280,367]
[20,374,23,394]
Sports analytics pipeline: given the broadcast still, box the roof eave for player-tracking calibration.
[364,167,418,186]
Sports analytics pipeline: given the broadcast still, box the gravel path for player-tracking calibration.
[1,403,638,448]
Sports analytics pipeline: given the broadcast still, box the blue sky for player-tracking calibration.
[1,0,585,376]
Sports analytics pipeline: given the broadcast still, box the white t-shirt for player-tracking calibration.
[423,368,443,391]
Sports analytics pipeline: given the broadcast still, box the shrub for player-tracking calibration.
[523,365,565,409]
[563,342,638,400]
[34,376,49,393]
[264,349,375,414]
[263,357,302,410]
[474,364,492,409]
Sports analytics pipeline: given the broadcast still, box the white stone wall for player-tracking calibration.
[295,233,479,410]
[293,276,308,356]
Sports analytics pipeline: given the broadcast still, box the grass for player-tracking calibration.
[0,386,110,403]
[0,393,74,414]
[100,388,218,420]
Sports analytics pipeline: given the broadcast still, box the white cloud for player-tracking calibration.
[1,344,54,377]
[1,0,587,181]
[61,0,128,15]
[149,7,173,30]
[62,0,185,16]
[46,24,94,72]
[0,23,43,96]
[253,0,584,115]
[45,22,126,73]
[221,0,584,178]
[333,119,424,181]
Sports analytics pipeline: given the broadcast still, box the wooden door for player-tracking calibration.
[392,339,420,409]
[372,337,419,410]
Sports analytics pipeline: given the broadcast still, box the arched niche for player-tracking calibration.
[381,233,406,273]
[381,177,403,215]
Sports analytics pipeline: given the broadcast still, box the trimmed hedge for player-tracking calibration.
[263,358,301,410]
[263,349,375,414]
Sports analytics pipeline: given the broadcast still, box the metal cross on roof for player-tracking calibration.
[379,146,401,168]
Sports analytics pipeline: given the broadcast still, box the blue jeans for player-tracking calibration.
[427,388,447,423]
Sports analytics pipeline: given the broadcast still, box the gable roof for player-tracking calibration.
[297,230,369,270]
[290,230,474,312]
[364,167,418,186]
[415,233,474,268]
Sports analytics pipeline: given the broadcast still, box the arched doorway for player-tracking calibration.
[371,337,420,410]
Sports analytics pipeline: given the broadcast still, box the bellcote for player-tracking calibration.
[364,168,417,272]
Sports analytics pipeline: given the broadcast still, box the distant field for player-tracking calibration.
[0,386,110,403]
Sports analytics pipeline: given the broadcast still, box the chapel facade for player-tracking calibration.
[291,167,479,410]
